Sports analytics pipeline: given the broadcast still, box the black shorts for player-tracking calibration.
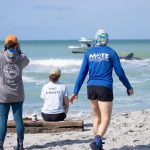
[87,85,113,102]
[41,112,66,122]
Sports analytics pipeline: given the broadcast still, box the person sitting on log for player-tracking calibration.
[40,67,69,121]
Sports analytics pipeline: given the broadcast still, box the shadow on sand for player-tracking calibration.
[110,144,150,150]
[26,140,150,150]
[26,138,93,150]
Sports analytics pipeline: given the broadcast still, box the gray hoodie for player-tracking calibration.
[0,52,29,103]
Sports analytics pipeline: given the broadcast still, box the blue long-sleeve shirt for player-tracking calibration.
[74,45,132,95]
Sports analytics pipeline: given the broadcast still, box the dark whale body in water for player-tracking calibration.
[119,53,142,60]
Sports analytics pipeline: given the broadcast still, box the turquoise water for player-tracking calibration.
[0,40,150,118]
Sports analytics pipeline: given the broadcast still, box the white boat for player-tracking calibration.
[68,37,93,53]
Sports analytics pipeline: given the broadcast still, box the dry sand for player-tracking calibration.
[4,109,150,150]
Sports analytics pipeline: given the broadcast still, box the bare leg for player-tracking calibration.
[90,100,112,150]
[97,101,112,137]
[90,100,101,135]
[90,100,112,137]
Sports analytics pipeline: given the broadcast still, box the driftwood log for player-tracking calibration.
[7,119,84,133]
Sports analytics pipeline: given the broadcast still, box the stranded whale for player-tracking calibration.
[119,53,142,60]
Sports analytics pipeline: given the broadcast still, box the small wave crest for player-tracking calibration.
[30,58,82,68]
[22,76,46,84]
[29,58,150,68]
[27,58,82,73]
[120,58,150,66]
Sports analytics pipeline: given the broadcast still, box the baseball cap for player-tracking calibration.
[4,35,18,45]
[49,67,61,76]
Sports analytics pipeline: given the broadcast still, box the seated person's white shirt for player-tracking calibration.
[40,81,68,114]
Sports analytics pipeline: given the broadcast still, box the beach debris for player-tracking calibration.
[31,114,38,122]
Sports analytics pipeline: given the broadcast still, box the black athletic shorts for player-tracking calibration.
[87,85,113,101]
[41,112,66,122]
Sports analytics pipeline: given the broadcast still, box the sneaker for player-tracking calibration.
[90,141,103,150]
[14,145,24,150]
[90,135,104,150]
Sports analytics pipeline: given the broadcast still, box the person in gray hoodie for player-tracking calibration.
[0,35,29,150]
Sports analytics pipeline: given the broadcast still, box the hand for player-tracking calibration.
[70,94,78,104]
[127,88,134,96]
[16,43,22,54]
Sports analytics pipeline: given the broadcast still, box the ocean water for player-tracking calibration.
[0,39,150,118]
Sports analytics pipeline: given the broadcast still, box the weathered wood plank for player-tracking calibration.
[7,127,83,133]
[7,119,84,133]
[8,120,83,127]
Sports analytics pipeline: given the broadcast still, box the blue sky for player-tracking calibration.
[0,0,149,40]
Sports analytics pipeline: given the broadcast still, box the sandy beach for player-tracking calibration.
[4,109,150,150]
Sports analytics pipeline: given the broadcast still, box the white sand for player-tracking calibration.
[4,110,150,150]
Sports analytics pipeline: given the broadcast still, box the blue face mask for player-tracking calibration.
[6,49,18,59]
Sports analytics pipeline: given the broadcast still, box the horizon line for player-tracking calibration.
[0,38,150,41]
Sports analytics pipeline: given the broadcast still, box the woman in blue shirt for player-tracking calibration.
[70,29,134,150]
